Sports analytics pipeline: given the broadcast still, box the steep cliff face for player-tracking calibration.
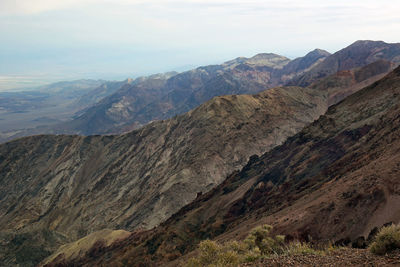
[0,85,327,266]
[50,67,400,267]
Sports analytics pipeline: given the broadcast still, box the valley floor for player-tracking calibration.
[241,248,400,266]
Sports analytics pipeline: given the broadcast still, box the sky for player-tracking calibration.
[1,0,400,90]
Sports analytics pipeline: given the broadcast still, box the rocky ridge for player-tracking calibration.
[59,51,330,135]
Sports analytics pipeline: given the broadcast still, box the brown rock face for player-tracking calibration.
[312,59,395,105]
[54,67,400,266]
[0,86,327,266]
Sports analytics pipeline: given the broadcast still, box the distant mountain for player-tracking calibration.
[61,52,329,135]
[55,41,400,136]
[278,49,331,83]
[35,79,107,97]
[60,72,179,134]
[289,40,400,86]
[3,41,400,142]
[45,65,400,267]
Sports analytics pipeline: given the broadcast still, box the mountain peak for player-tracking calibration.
[250,52,288,60]
[223,53,290,69]
[307,48,331,57]
[349,40,387,47]
[246,53,290,68]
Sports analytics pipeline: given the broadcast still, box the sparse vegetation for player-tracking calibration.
[244,224,285,255]
[185,240,241,267]
[185,224,323,266]
[369,224,400,255]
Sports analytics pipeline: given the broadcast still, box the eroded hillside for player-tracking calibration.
[0,85,327,266]
[46,66,400,266]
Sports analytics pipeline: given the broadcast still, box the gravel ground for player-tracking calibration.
[241,248,400,266]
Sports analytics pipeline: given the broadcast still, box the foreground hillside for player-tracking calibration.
[43,66,400,266]
[0,85,326,266]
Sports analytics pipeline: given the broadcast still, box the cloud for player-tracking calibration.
[0,0,83,15]
[0,0,235,14]
[2,0,399,16]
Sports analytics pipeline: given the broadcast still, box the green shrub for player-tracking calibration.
[369,224,400,255]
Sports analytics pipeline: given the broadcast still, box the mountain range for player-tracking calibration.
[43,59,400,267]
[0,40,400,266]
[59,40,400,136]
[2,40,399,143]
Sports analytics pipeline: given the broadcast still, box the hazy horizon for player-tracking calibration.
[1,0,400,91]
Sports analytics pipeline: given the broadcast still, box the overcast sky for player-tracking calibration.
[1,0,400,90]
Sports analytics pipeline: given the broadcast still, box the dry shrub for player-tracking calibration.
[244,224,285,255]
[185,240,240,267]
[185,224,325,266]
[284,241,321,256]
[185,225,288,266]
[369,224,400,255]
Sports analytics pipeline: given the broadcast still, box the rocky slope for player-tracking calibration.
[312,59,395,105]
[0,85,327,266]
[289,40,400,87]
[47,66,400,266]
[61,51,329,135]
[278,49,331,84]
